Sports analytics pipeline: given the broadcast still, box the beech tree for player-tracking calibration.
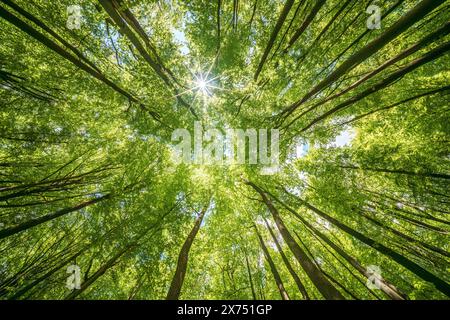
[0,0,448,300]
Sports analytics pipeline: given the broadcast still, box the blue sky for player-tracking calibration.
[172,26,189,55]
[333,129,355,147]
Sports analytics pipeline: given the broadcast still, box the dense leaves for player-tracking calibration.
[0,0,449,300]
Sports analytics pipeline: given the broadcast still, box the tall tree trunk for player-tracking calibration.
[264,218,310,299]
[280,188,450,297]
[216,0,221,53]
[0,194,111,240]
[65,203,178,299]
[114,0,182,86]
[2,0,101,73]
[284,0,326,51]
[300,40,450,131]
[316,0,405,81]
[254,0,295,80]
[246,181,345,299]
[0,6,135,103]
[166,205,208,300]
[243,249,257,300]
[311,0,353,46]
[360,211,450,258]
[254,224,290,300]
[8,247,86,300]
[372,193,450,226]
[3,222,122,299]
[341,165,450,181]
[279,0,445,120]
[65,244,136,300]
[98,0,170,87]
[368,201,448,234]
[98,0,197,118]
[296,22,450,123]
[294,232,359,299]
[276,200,408,300]
[343,84,450,125]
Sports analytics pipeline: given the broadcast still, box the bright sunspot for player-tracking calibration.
[195,75,209,95]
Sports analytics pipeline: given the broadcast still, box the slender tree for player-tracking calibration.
[246,181,345,300]
[254,223,290,300]
[264,218,309,299]
[166,204,209,300]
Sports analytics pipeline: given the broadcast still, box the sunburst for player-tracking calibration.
[174,54,228,107]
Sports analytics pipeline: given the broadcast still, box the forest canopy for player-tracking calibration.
[0,0,449,300]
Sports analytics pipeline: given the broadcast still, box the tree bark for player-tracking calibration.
[254,0,295,80]
[166,205,208,300]
[243,249,257,300]
[292,22,450,125]
[65,244,136,300]
[280,203,408,299]
[247,181,345,299]
[0,194,111,240]
[284,0,326,51]
[280,188,450,297]
[254,224,290,300]
[279,0,445,120]
[98,0,197,118]
[361,211,450,259]
[342,85,450,125]
[2,0,101,73]
[340,165,450,181]
[264,218,310,299]
[0,4,162,121]
[64,204,178,300]
[300,40,450,131]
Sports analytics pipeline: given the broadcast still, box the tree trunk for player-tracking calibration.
[65,203,177,299]
[2,0,101,73]
[300,40,450,131]
[279,0,445,120]
[254,0,295,80]
[98,0,196,118]
[361,211,450,258]
[316,0,405,82]
[0,6,138,104]
[254,224,290,300]
[283,204,407,299]
[264,218,310,299]
[65,244,136,300]
[0,195,111,240]
[284,0,326,51]
[247,181,345,299]
[243,250,257,300]
[341,165,450,181]
[166,205,208,300]
[343,85,450,125]
[297,22,450,122]
[280,188,450,297]
[9,247,87,299]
